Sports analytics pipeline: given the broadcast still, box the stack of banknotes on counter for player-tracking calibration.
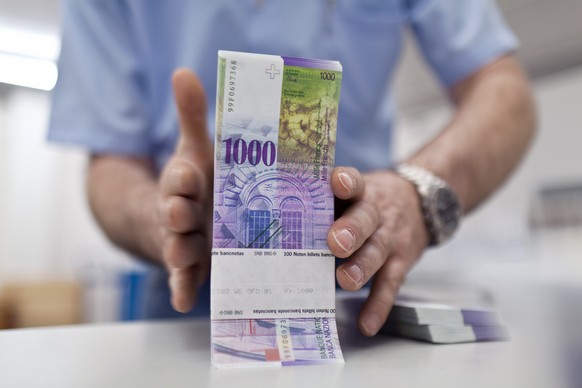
[210,51,344,367]
[341,291,509,344]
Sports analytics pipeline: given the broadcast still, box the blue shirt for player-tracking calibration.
[48,0,517,319]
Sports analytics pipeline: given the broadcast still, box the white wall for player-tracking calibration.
[0,88,135,284]
[0,87,139,321]
[0,88,63,280]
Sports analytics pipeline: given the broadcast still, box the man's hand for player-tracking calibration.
[327,167,430,336]
[325,55,536,337]
[158,69,214,312]
[88,69,213,313]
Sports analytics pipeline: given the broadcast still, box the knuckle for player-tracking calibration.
[175,165,194,189]
[157,198,167,223]
[374,226,392,254]
[164,234,189,268]
[380,272,406,295]
[167,233,204,269]
[169,197,190,229]
[166,198,181,226]
[351,237,387,282]
[400,234,415,253]
[367,236,388,263]
[162,234,178,266]
[165,162,201,196]
[165,197,203,233]
[362,202,380,228]
[348,203,378,240]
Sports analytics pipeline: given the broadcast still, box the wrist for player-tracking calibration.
[393,171,432,249]
[394,163,462,246]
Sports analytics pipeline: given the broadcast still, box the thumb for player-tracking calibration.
[172,68,211,154]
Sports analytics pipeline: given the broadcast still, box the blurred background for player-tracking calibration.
[0,0,581,330]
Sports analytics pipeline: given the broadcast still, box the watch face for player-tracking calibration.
[435,187,461,234]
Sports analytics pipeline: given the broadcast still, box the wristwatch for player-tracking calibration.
[395,163,462,246]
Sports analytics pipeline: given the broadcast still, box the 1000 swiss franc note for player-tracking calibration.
[211,51,343,367]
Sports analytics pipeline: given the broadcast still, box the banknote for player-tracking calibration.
[340,293,509,344]
[213,53,340,252]
[212,317,343,368]
[211,51,343,367]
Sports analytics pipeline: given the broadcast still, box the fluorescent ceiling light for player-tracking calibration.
[0,52,58,91]
[0,27,60,60]
[0,27,60,91]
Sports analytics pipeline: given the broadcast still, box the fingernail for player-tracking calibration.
[338,172,355,193]
[362,314,382,336]
[343,264,363,287]
[333,229,355,254]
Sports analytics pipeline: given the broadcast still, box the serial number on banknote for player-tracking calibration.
[212,288,274,295]
[227,60,237,112]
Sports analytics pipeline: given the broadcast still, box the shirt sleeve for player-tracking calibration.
[408,0,519,88]
[48,0,153,155]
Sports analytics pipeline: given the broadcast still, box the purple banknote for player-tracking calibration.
[211,51,344,367]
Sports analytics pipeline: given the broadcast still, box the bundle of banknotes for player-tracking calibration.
[211,51,344,367]
[340,292,509,344]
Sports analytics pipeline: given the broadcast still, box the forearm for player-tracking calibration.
[87,154,163,264]
[408,55,537,213]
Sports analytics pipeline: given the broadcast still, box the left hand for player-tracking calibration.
[327,167,430,336]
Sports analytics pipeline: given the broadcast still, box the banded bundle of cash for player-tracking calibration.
[341,293,509,344]
[211,51,344,367]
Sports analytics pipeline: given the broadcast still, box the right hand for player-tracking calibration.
[157,69,213,312]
